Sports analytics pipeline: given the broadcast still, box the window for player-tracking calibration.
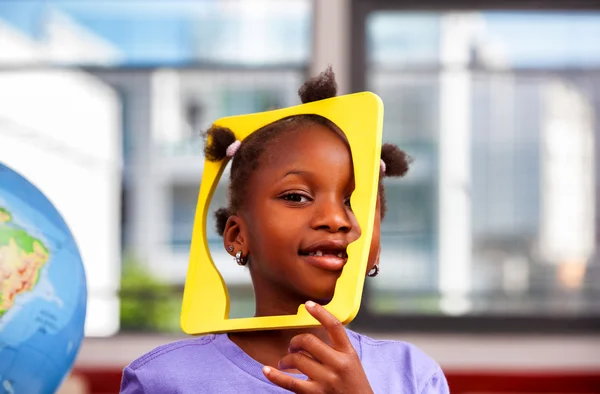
[353,8,600,330]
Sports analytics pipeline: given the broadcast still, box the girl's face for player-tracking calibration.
[224,122,383,314]
[229,123,360,310]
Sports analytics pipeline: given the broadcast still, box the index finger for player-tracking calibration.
[305,301,353,351]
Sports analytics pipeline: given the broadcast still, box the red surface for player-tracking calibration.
[446,371,600,393]
[73,367,600,394]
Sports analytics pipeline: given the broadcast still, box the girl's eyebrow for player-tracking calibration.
[281,170,312,179]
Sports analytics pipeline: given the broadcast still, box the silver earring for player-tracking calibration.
[235,251,246,266]
[227,245,234,252]
[367,264,379,277]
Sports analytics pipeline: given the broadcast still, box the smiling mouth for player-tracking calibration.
[299,249,348,271]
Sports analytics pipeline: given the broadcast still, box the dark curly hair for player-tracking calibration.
[203,66,411,236]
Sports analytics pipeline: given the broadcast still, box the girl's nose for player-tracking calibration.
[311,197,355,234]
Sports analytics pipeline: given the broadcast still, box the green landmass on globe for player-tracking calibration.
[0,206,50,319]
[0,207,11,221]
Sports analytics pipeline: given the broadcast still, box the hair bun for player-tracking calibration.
[298,65,338,104]
[381,143,412,177]
[204,125,237,162]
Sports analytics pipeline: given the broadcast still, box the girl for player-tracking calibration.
[120,68,449,394]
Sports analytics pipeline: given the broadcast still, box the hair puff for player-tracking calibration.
[381,143,412,178]
[204,125,237,162]
[298,65,337,104]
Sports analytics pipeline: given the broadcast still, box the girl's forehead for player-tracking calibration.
[241,125,355,209]
[263,124,351,163]
[272,122,347,146]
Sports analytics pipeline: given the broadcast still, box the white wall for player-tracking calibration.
[0,20,41,64]
[0,70,122,337]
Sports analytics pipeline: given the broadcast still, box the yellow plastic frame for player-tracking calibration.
[181,92,383,335]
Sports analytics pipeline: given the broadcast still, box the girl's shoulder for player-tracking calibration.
[347,328,435,359]
[126,335,216,371]
[346,329,449,394]
[120,335,224,393]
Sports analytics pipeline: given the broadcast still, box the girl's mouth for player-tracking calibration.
[299,243,348,271]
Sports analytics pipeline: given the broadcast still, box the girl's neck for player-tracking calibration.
[227,297,334,372]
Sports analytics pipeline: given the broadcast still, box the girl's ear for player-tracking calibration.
[223,214,249,256]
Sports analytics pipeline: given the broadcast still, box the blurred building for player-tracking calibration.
[4,3,599,326]
[1,2,600,393]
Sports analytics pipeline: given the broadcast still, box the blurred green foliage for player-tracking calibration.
[119,254,182,333]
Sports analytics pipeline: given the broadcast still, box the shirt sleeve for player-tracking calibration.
[420,367,450,394]
[120,366,146,394]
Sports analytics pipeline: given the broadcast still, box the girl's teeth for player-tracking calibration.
[306,251,345,257]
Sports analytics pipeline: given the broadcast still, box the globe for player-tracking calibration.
[0,162,87,394]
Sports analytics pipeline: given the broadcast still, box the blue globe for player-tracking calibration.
[0,162,87,394]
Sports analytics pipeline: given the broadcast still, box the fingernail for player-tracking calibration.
[306,301,316,308]
[263,366,271,375]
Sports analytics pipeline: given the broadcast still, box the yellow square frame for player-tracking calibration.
[181,92,383,335]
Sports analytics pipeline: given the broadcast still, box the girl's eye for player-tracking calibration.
[281,193,310,203]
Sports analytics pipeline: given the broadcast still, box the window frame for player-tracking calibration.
[350,0,600,334]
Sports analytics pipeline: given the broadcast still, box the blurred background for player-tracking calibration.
[0,0,599,393]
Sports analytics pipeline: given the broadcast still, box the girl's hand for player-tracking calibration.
[262,301,374,394]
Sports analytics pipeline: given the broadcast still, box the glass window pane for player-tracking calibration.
[367,11,600,69]
[367,12,441,67]
[481,12,600,68]
[366,11,600,318]
[0,0,311,66]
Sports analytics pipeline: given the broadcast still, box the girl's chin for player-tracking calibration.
[290,278,338,306]
[302,289,335,305]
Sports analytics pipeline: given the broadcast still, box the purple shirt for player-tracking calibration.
[120,329,449,393]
